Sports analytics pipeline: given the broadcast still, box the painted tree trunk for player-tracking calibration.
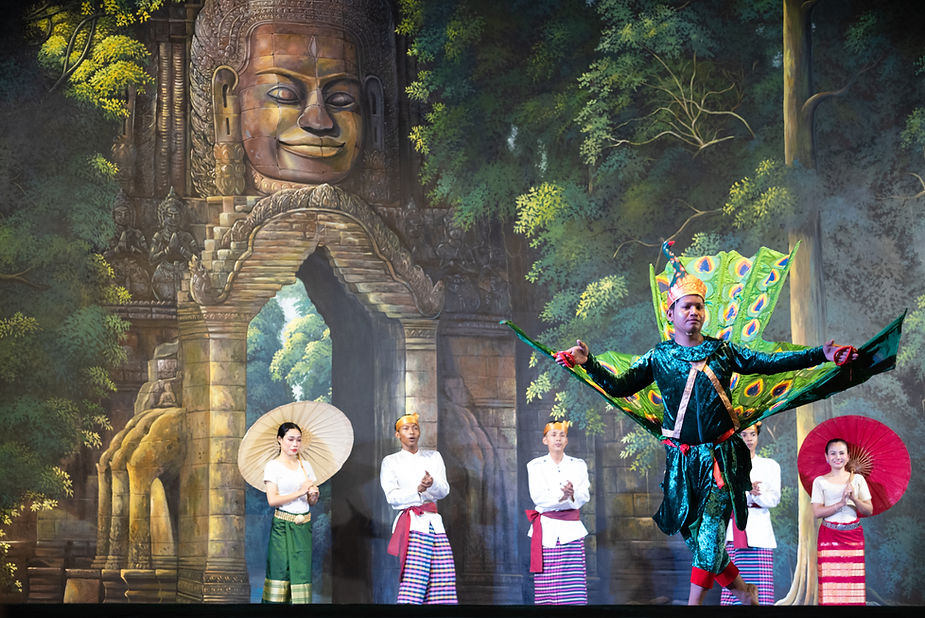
[783,0,817,169]
[782,215,831,606]
[780,0,827,606]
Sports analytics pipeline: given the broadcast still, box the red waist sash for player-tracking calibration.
[525,508,581,573]
[387,502,439,580]
[661,427,736,488]
[731,510,748,549]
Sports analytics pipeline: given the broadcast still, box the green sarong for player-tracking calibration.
[263,512,312,603]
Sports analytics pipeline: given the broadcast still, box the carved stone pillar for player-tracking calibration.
[401,319,439,448]
[106,466,129,571]
[93,452,117,570]
[176,307,249,602]
[126,408,185,570]
[98,410,160,602]
[438,317,521,602]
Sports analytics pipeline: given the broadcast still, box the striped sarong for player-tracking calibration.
[395,526,458,604]
[533,538,587,605]
[817,520,865,605]
[720,544,774,605]
[262,512,312,603]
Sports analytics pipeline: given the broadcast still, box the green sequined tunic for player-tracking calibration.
[584,337,825,569]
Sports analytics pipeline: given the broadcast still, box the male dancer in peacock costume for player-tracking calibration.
[504,241,903,605]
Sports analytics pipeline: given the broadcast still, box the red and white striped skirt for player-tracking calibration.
[817,520,865,605]
[533,538,587,605]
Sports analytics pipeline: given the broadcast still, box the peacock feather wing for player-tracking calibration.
[507,243,903,438]
[730,313,905,428]
[500,320,664,437]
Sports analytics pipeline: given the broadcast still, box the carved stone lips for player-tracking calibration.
[280,139,344,158]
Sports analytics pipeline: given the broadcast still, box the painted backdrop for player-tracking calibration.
[1,0,922,606]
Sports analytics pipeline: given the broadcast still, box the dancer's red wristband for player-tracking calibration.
[833,345,857,366]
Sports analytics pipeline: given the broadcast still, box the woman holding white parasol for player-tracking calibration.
[238,401,354,604]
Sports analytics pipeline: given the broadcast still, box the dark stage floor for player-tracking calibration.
[1,604,922,618]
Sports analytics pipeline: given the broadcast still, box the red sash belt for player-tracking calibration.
[388,502,438,579]
[524,508,580,573]
[661,427,736,489]
[733,502,768,548]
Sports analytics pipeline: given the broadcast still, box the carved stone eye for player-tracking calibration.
[266,86,300,104]
[326,91,357,109]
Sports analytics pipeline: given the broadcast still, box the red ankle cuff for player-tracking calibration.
[715,562,739,588]
[690,567,714,589]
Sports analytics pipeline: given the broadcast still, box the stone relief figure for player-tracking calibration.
[433,214,511,316]
[104,193,152,300]
[149,188,198,301]
[189,0,395,199]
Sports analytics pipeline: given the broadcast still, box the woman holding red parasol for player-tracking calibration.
[799,415,911,606]
[811,438,873,605]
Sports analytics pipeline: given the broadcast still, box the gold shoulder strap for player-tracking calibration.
[661,361,739,439]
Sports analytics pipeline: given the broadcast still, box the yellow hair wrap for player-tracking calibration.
[543,421,569,436]
[395,413,420,431]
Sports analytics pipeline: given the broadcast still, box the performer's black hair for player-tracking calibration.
[277,422,302,438]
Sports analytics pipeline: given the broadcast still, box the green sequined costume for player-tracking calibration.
[503,244,903,577]
[583,338,825,572]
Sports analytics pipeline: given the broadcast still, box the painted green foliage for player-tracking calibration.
[28,1,178,117]
[401,0,924,439]
[0,3,145,592]
[0,13,129,504]
[401,0,925,602]
[402,0,793,433]
[247,284,333,414]
[0,1,183,591]
[399,0,600,227]
[247,297,292,421]
[270,285,332,404]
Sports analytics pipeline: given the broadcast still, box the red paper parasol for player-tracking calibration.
[798,415,910,516]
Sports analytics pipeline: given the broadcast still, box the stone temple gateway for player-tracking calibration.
[27,0,670,606]
[75,0,527,603]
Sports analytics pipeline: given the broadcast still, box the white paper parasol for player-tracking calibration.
[238,401,354,491]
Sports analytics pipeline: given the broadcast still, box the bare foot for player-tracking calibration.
[734,583,758,605]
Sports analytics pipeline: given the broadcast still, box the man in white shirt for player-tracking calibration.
[721,423,780,605]
[380,412,458,604]
[525,421,590,604]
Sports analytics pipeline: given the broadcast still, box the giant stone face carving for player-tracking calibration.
[190,0,393,198]
[240,24,365,184]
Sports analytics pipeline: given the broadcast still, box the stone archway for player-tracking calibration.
[175,184,444,602]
